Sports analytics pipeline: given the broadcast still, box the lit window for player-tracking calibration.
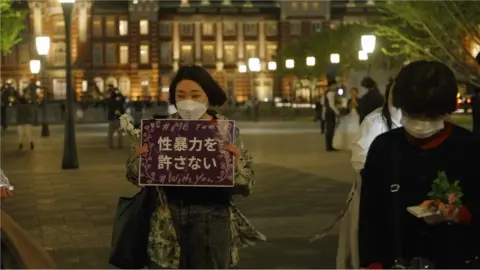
[140,44,149,64]
[291,2,298,8]
[54,20,65,36]
[120,45,129,64]
[180,23,194,36]
[202,23,214,36]
[119,20,128,36]
[106,44,117,64]
[302,2,308,9]
[180,44,193,64]
[93,43,103,66]
[106,18,116,36]
[311,21,323,34]
[266,21,277,36]
[140,20,149,35]
[244,22,257,36]
[245,44,257,58]
[82,80,88,92]
[313,2,319,8]
[53,42,66,65]
[223,21,236,36]
[223,44,236,64]
[290,21,301,35]
[266,44,277,61]
[202,44,215,64]
[159,22,171,36]
[93,17,102,36]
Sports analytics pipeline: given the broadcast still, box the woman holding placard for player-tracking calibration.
[123,65,265,269]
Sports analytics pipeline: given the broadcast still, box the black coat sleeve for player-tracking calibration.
[462,137,480,253]
[358,134,390,267]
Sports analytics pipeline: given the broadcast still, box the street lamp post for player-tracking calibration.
[60,0,79,170]
[285,59,295,102]
[29,60,41,92]
[29,60,41,126]
[306,56,316,104]
[244,57,261,122]
[361,35,376,76]
[36,36,51,137]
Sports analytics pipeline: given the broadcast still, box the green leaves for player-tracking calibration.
[370,0,480,87]
[0,0,26,56]
[428,171,463,207]
[278,23,375,77]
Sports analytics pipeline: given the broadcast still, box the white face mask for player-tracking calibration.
[176,100,208,120]
[401,115,444,139]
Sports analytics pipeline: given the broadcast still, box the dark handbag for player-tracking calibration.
[109,187,156,269]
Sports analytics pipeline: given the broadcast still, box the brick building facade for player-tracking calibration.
[1,0,341,103]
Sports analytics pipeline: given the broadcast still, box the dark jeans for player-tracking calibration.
[1,106,7,129]
[150,203,231,269]
[325,114,336,150]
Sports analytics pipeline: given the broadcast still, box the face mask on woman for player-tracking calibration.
[176,100,208,120]
[400,115,444,139]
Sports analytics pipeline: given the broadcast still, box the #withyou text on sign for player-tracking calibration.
[139,119,235,187]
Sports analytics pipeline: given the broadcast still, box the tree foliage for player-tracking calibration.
[0,0,26,56]
[371,0,480,86]
[278,23,391,79]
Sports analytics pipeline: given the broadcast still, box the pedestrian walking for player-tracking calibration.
[1,82,16,130]
[358,76,384,124]
[16,96,34,150]
[106,85,126,149]
[115,65,265,269]
[332,87,361,150]
[335,78,402,269]
[323,80,341,151]
[358,61,480,268]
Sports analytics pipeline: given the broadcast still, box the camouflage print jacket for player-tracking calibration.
[125,114,266,268]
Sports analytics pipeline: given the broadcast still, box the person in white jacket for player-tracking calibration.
[336,78,402,269]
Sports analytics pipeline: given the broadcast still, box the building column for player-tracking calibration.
[172,22,180,71]
[33,4,42,35]
[78,3,88,42]
[258,20,266,71]
[216,21,223,71]
[194,22,201,65]
[237,22,244,61]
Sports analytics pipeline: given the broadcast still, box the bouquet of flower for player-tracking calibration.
[419,171,463,216]
[119,113,141,141]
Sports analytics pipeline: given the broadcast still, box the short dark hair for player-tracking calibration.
[169,65,227,107]
[361,77,377,89]
[392,60,457,118]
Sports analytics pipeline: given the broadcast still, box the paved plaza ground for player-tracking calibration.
[1,122,357,268]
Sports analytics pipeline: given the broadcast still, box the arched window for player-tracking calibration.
[118,76,131,96]
[94,77,104,93]
[106,76,118,87]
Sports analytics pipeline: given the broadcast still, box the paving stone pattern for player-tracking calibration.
[1,132,351,269]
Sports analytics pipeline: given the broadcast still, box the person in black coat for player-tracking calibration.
[359,61,480,269]
[106,85,126,148]
[358,77,384,124]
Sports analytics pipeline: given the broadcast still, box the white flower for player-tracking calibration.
[119,113,140,140]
